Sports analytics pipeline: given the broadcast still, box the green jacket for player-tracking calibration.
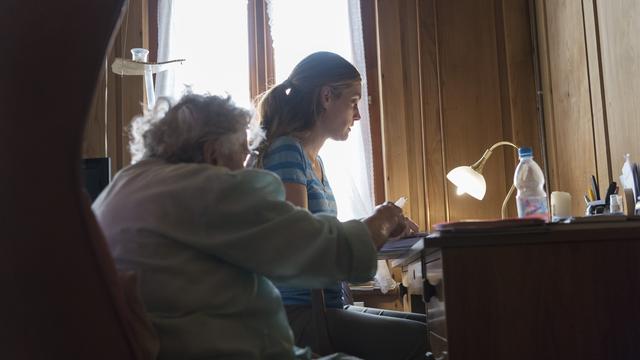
[93,159,376,359]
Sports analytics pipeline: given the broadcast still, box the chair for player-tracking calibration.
[1,1,153,358]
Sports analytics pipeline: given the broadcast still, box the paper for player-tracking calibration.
[377,234,425,259]
[394,196,407,209]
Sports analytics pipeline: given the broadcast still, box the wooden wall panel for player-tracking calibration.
[437,0,509,221]
[497,0,542,217]
[536,0,597,215]
[595,0,640,180]
[84,0,148,173]
[418,0,448,228]
[582,0,610,186]
[377,0,540,226]
[83,63,108,158]
[376,0,428,229]
[536,0,640,215]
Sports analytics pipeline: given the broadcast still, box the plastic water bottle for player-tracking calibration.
[514,147,549,220]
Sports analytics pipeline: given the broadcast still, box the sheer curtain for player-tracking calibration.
[155,0,174,99]
[156,0,251,108]
[267,0,375,221]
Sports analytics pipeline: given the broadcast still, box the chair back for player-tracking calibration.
[0,1,149,358]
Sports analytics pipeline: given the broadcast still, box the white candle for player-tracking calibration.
[551,191,572,218]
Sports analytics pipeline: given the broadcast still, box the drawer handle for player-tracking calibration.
[423,279,437,301]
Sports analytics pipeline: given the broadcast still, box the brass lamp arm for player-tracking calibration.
[469,141,520,219]
[471,141,519,173]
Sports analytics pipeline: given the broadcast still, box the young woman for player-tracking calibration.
[254,52,428,360]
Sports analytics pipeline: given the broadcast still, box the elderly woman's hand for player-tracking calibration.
[389,214,419,239]
[363,202,416,249]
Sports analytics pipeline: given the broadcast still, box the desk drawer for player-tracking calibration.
[401,260,425,313]
[424,256,446,339]
[402,260,423,294]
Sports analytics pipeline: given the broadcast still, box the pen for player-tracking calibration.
[587,188,595,202]
[591,175,600,200]
[604,181,617,205]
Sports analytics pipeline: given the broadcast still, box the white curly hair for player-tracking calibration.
[129,93,264,164]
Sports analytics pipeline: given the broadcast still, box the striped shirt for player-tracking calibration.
[262,136,343,308]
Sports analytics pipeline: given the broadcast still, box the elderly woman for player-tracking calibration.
[92,94,410,360]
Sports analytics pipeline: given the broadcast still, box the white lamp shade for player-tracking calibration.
[446,166,487,200]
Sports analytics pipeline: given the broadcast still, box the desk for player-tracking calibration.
[419,221,640,360]
[388,238,426,313]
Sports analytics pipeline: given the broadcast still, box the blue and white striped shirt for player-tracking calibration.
[262,136,343,308]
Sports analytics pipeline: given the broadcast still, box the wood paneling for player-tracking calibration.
[83,62,108,158]
[536,0,598,216]
[418,0,448,227]
[248,0,275,99]
[377,0,540,227]
[583,0,610,185]
[536,0,640,215]
[376,0,428,228]
[84,0,148,173]
[438,0,509,221]
[594,0,640,179]
[497,0,542,213]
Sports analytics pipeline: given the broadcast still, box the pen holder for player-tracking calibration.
[585,199,607,216]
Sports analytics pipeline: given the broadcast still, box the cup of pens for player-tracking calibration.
[584,175,619,215]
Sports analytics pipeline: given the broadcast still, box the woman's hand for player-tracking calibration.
[363,202,416,249]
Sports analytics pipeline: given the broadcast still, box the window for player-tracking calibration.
[157,0,376,220]
[158,0,252,107]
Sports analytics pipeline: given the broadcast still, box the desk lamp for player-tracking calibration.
[446,141,519,219]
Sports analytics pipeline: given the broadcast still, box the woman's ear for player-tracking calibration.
[203,139,219,166]
[320,85,332,107]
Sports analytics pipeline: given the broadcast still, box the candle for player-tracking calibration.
[551,191,572,219]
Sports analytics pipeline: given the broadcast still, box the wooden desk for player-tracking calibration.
[422,221,640,360]
[388,238,426,314]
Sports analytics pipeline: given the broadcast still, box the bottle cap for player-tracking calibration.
[518,147,533,158]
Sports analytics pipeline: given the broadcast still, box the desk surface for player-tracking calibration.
[426,219,640,248]
[385,220,640,267]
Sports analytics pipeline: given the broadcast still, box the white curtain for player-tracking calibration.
[347,0,395,292]
[346,0,375,219]
[155,0,175,99]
